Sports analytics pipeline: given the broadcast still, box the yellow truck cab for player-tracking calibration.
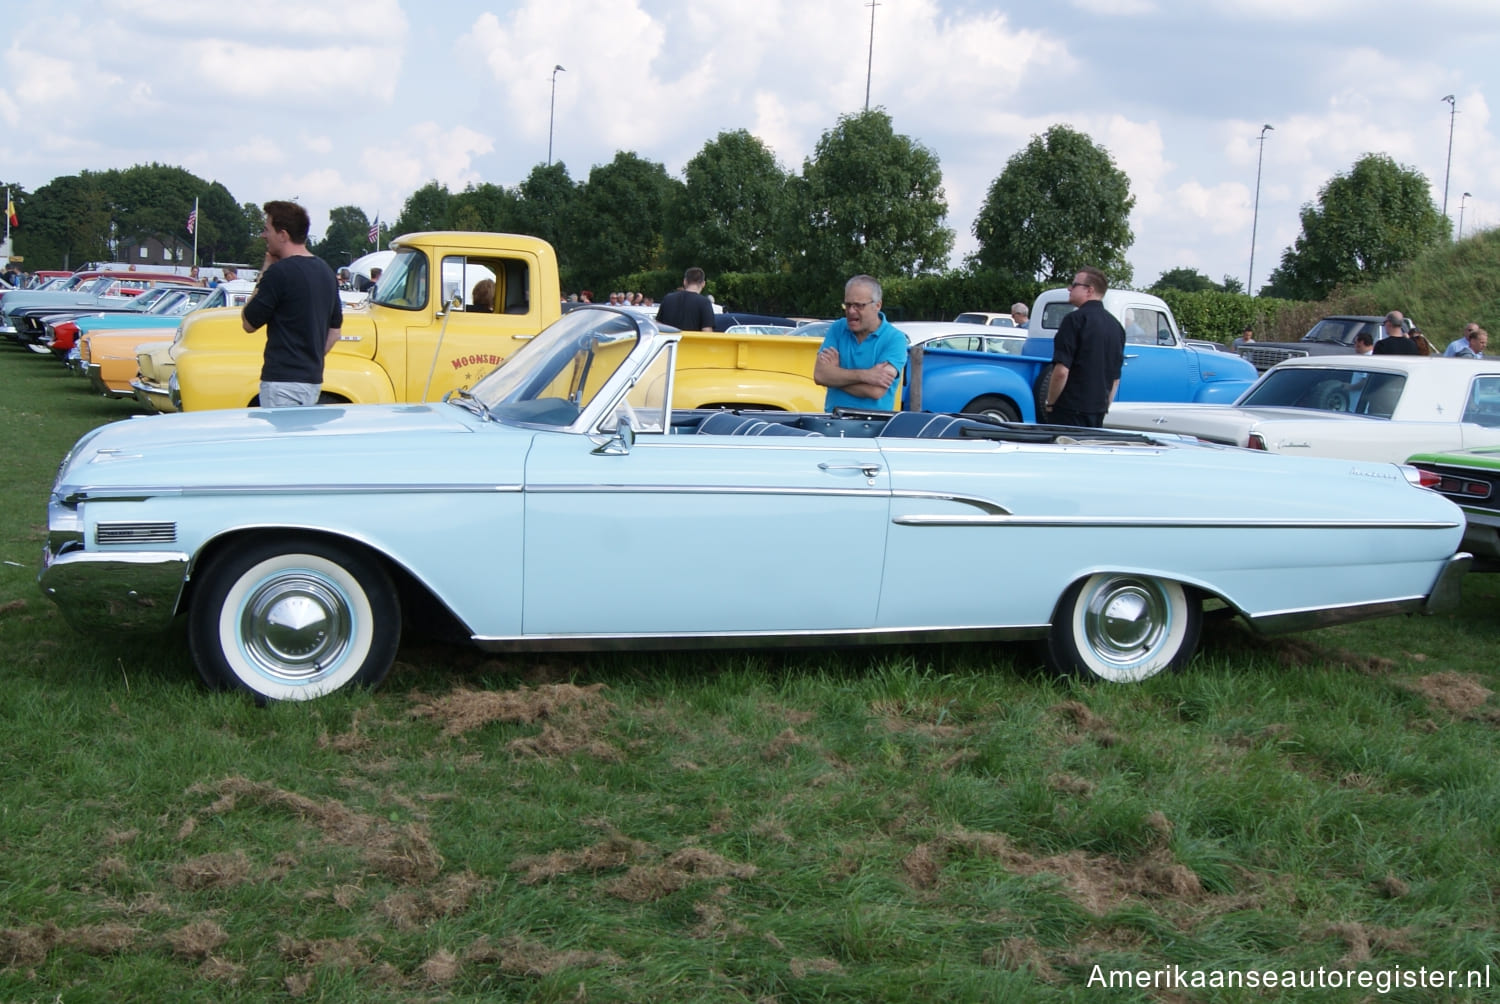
[169,232,563,410]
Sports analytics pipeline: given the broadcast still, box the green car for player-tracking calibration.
[1409,446,1500,569]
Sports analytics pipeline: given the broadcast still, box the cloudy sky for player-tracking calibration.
[4,0,1498,292]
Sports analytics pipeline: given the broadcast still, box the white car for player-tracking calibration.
[1104,355,1500,461]
[953,311,1015,327]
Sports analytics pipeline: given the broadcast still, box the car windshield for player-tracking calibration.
[1300,318,1365,344]
[466,308,644,426]
[1238,366,1406,418]
[370,248,427,310]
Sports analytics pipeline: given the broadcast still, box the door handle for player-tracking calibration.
[818,462,883,478]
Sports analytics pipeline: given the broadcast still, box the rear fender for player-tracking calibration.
[917,352,1041,421]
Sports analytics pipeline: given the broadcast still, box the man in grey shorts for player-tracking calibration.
[241,200,342,407]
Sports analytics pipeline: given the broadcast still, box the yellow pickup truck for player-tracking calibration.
[155,230,823,413]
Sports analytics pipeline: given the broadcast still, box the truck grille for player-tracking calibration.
[1238,345,1309,370]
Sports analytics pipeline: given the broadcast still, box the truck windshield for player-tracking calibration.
[370,249,428,311]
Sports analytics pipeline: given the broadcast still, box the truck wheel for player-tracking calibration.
[1043,574,1201,683]
[1032,364,1055,421]
[189,538,400,702]
[962,395,1021,423]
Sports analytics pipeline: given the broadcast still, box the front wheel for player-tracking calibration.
[189,538,401,702]
[1043,574,1201,683]
[963,394,1021,423]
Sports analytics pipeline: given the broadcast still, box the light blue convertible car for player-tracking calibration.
[41,308,1471,702]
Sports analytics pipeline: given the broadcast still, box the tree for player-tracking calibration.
[1261,154,1449,300]
[793,109,952,296]
[972,125,1134,286]
[664,130,787,275]
[390,181,452,239]
[449,182,518,234]
[512,162,579,266]
[1151,267,1218,293]
[310,206,374,268]
[14,174,111,269]
[569,151,681,290]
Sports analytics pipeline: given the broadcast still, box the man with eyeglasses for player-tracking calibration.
[1372,311,1419,355]
[1042,267,1125,428]
[813,275,908,411]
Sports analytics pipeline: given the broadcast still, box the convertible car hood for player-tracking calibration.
[57,404,493,493]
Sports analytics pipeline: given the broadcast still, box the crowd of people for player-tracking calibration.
[1371,311,1488,358]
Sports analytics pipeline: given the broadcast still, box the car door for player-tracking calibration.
[521,427,892,637]
[1460,373,1500,447]
[405,253,543,401]
[1114,305,1194,402]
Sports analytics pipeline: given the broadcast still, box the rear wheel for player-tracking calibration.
[1032,364,1056,421]
[1044,574,1201,683]
[189,538,400,702]
[963,394,1021,423]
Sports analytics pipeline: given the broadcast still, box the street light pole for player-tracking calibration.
[548,65,566,166]
[1459,192,1471,240]
[864,2,879,112]
[1441,94,1456,221]
[1247,123,1273,296]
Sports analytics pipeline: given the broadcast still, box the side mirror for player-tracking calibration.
[593,412,635,456]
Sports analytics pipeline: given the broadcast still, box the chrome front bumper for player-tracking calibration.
[39,535,188,635]
[130,377,177,412]
[85,362,135,399]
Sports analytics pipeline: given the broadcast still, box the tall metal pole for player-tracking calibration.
[1459,192,1471,240]
[864,2,879,111]
[1247,124,1273,296]
[548,65,565,166]
[1441,95,1456,221]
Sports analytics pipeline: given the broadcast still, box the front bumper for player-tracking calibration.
[86,362,135,399]
[39,539,188,635]
[130,376,178,412]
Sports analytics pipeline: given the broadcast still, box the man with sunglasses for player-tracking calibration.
[1042,267,1125,428]
[814,274,909,411]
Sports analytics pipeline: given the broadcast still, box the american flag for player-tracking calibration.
[368,214,379,244]
[186,207,197,235]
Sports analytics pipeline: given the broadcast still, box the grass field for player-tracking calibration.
[2,342,1498,1002]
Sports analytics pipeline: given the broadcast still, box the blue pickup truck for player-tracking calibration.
[910,288,1258,422]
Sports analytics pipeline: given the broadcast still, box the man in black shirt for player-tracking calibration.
[656,267,715,331]
[241,200,342,407]
[1043,267,1125,428]
[1372,310,1419,356]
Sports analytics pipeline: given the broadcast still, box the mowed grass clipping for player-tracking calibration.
[2,343,1499,1002]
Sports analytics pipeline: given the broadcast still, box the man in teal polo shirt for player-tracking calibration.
[813,274,909,411]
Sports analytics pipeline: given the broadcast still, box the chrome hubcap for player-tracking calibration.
[1082,577,1169,668]
[240,573,351,680]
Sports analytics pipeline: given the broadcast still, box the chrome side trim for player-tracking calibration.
[61,483,525,504]
[892,515,1461,530]
[473,623,1051,653]
[525,483,885,499]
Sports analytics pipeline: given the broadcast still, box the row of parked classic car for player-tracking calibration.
[10,241,1492,704]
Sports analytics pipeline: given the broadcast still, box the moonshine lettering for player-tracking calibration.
[451,353,504,370]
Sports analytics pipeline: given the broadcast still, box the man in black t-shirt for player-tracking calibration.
[1371,310,1419,356]
[655,267,715,331]
[1043,267,1125,428]
[241,200,343,407]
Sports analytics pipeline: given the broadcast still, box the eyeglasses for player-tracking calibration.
[1068,282,1091,290]
[1383,320,1400,327]
[842,300,874,311]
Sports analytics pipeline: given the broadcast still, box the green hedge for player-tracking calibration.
[607,267,1309,334]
